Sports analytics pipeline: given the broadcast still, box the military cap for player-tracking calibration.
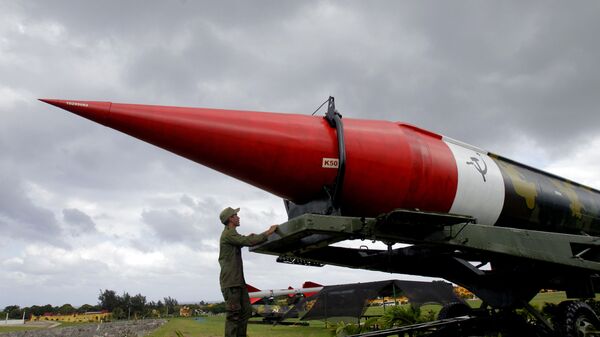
[219,207,240,224]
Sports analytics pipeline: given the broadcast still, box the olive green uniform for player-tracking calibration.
[219,227,268,337]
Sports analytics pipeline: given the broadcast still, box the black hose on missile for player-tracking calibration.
[325,96,346,209]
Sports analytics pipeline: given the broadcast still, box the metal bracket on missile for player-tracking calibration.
[324,96,345,209]
[283,96,346,220]
[251,209,600,272]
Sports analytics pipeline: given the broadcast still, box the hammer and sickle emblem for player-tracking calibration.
[466,153,488,182]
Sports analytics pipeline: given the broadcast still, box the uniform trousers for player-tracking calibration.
[221,286,252,337]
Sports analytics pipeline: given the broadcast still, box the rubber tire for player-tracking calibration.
[437,302,472,320]
[557,301,600,337]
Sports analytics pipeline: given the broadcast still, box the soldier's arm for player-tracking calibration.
[223,225,278,247]
[223,231,268,247]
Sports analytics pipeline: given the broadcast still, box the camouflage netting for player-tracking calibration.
[298,280,463,321]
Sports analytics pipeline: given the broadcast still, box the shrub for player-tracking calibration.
[379,305,422,329]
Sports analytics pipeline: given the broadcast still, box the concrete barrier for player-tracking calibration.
[0,318,25,325]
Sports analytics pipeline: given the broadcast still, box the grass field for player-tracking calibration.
[1,292,592,337]
[462,291,577,310]
[145,293,584,337]
[147,317,332,337]
[368,291,578,316]
[0,325,41,333]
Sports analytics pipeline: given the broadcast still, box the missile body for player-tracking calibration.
[247,282,323,304]
[248,287,324,299]
[41,99,600,236]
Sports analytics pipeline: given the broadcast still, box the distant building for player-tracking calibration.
[368,296,409,306]
[453,286,476,299]
[179,306,191,317]
[30,311,111,323]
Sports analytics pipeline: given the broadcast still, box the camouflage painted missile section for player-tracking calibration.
[491,154,600,236]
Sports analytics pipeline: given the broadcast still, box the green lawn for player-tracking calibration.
[0,325,41,333]
[461,291,587,310]
[147,317,332,337]
[145,294,575,337]
[363,291,587,318]
[3,292,594,337]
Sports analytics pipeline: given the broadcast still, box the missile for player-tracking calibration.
[40,99,600,236]
[247,285,324,301]
[247,282,323,304]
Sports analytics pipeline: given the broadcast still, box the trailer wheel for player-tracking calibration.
[557,301,600,337]
[437,302,472,320]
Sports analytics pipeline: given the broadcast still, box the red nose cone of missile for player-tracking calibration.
[39,99,112,125]
[40,98,343,204]
[41,99,459,217]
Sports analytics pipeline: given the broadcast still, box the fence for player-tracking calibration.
[0,313,25,325]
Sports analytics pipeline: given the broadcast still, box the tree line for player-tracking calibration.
[1,289,227,320]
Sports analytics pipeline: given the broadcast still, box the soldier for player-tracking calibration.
[218,206,278,337]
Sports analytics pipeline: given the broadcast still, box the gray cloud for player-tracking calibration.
[139,194,278,248]
[141,195,221,246]
[0,168,66,247]
[2,0,600,307]
[62,208,97,235]
[142,208,199,243]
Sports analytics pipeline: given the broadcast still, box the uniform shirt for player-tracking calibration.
[219,226,268,289]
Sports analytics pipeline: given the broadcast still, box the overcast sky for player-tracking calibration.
[2,1,600,308]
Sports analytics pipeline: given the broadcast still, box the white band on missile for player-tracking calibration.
[445,141,505,226]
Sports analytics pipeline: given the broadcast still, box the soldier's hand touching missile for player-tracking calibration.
[266,224,278,235]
